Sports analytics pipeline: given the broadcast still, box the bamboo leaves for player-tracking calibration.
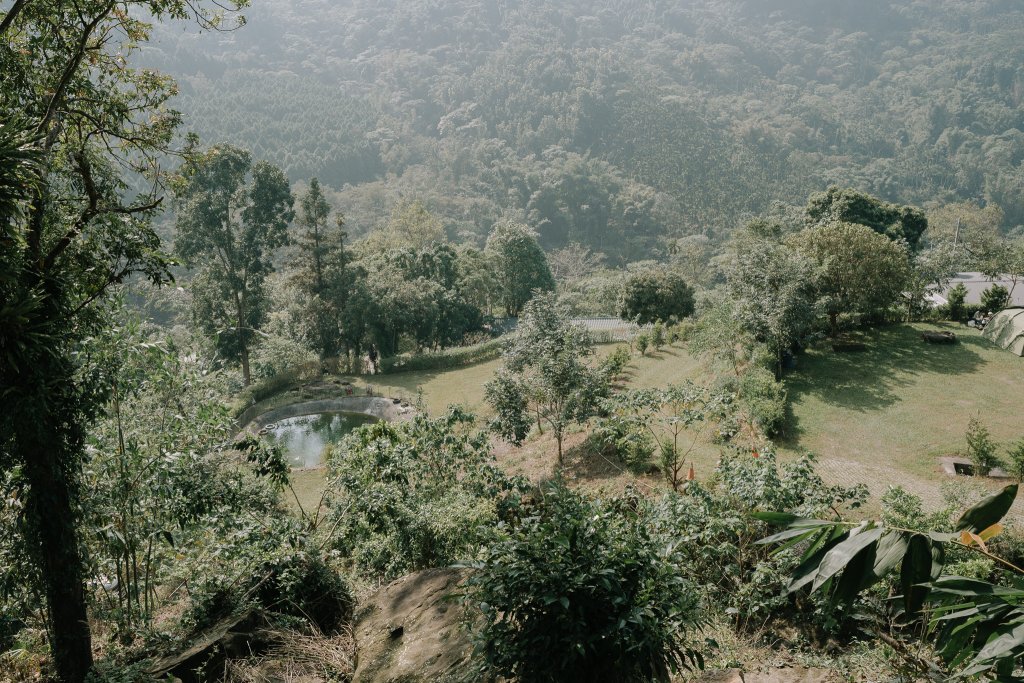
[955,484,1018,535]
[756,484,1023,679]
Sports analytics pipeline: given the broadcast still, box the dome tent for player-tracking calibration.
[982,307,1024,356]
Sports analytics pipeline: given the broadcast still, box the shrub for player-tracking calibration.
[648,448,866,634]
[668,321,693,343]
[965,416,1001,476]
[946,283,967,321]
[651,322,666,350]
[184,546,352,633]
[251,334,318,381]
[377,337,504,373]
[232,364,314,416]
[327,408,528,580]
[464,483,705,682]
[738,366,787,437]
[588,415,655,471]
[980,284,1010,312]
[634,332,650,356]
[599,345,631,382]
[1006,440,1024,482]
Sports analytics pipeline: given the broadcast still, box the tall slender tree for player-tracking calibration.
[0,3,246,681]
[727,221,816,379]
[293,178,350,360]
[175,143,294,385]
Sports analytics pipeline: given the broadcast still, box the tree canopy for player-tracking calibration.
[485,221,555,317]
[806,186,929,251]
[617,268,696,325]
[792,221,912,336]
[175,143,294,385]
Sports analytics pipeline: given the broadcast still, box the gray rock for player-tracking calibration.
[353,568,473,683]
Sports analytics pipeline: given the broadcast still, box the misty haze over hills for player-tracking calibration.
[139,1,1024,260]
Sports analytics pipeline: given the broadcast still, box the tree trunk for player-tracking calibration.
[236,296,251,386]
[829,311,839,338]
[240,344,251,386]
[556,430,563,466]
[22,429,93,683]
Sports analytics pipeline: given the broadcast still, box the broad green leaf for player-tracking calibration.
[834,541,876,604]
[811,525,884,593]
[871,530,909,579]
[930,576,1000,597]
[901,533,933,617]
[757,523,832,546]
[955,484,1018,534]
[961,620,1024,675]
[787,527,849,593]
[750,511,798,525]
[933,606,981,622]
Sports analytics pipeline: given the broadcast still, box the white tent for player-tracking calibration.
[982,307,1024,356]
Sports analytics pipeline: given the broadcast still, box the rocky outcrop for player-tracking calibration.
[352,568,473,683]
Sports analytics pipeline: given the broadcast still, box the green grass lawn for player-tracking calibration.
[778,322,1024,508]
[284,341,708,511]
[365,342,703,417]
[285,323,1022,515]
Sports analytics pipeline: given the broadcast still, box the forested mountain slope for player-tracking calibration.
[141,0,1024,261]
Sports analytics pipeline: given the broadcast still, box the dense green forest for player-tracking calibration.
[139,0,1024,260]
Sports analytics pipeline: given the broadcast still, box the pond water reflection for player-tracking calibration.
[262,412,377,468]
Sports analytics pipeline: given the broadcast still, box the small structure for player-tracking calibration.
[982,307,1024,356]
[939,456,1010,479]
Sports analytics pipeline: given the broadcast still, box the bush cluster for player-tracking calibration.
[587,414,655,471]
[465,482,704,682]
[327,408,529,580]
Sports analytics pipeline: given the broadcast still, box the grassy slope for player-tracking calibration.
[290,342,707,510]
[778,322,1023,508]
[292,323,1024,513]
[363,341,706,417]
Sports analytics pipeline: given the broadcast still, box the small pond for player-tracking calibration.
[262,412,378,468]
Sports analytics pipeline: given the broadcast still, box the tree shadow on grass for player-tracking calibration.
[782,324,985,442]
[556,439,639,486]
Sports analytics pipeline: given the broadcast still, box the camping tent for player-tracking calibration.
[982,307,1024,356]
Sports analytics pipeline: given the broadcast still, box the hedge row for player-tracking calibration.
[378,338,505,373]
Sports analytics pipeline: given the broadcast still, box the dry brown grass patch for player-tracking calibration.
[223,626,354,683]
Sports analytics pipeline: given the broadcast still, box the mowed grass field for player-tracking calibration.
[290,323,1023,514]
[289,342,707,510]
[367,342,705,417]
[778,322,1024,509]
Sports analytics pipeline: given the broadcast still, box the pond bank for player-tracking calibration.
[240,396,415,434]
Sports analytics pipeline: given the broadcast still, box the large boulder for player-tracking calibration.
[353,568,473,683]
[147,611,267,683]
